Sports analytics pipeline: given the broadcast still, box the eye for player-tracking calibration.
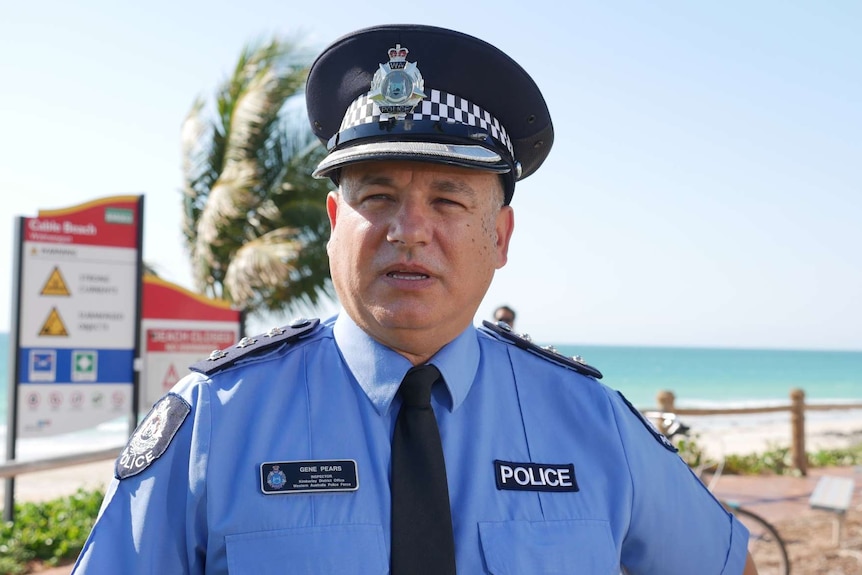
[360,192,394,204]
[434,196,465,208]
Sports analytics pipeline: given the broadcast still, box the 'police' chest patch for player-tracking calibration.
[495,460,579,492]
[115,393,190,479]
[260,460,359,494]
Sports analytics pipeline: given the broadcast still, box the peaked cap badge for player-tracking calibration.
[369,43,426,119]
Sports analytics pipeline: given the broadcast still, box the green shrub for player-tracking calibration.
[0,488,104,573]
[807,443,862,468]
[723,445,794,476]
[675,435,862,476]
[675,434,709,469]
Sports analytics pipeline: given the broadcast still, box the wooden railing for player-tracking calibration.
[651,388,862,475]
[1,445,124,521]
[0,446,123,480]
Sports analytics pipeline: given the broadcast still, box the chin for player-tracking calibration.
[373,307,434,329]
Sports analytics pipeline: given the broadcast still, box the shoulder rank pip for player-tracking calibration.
[481,320,603,379]
[189,318,320,376]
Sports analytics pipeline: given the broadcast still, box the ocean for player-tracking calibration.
[2,331,861,461]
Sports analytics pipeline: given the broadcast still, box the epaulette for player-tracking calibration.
[189,318,320,376]
[481,320,603,379]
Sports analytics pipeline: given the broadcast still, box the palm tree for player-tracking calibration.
[180,35,333,324]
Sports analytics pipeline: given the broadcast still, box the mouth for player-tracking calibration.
[386,270,430,281]
[382,262,434,282]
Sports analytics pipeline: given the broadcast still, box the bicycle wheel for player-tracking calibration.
[726,503,791,575]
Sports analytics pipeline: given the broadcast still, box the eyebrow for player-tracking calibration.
[346,172,481,200]
[353,174,395,188]
[341,173,392,199]
[432,178,479,200]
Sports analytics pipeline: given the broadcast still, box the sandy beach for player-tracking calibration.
[686,414,862,460]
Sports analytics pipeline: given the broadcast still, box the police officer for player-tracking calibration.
[73,24,758,574]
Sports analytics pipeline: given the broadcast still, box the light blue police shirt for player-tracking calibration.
[73,313,749,574]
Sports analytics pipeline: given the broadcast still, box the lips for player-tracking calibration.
[387,271,429,280]
[382,263,434,281]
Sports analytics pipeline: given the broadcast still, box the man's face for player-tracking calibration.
[326,161,514,362]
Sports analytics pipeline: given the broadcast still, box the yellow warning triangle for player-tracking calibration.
[41,267,71,296]
[39,307,69,336]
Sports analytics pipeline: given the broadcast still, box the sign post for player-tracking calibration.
[5,195,143,520]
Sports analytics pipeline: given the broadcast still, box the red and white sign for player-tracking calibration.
[139,275,242,409]
[12,195,143,438]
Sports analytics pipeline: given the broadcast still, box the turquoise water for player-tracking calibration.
[2,332,861,429]
[553,343,862,408]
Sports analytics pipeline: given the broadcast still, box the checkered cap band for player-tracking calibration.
[338,89,515,160]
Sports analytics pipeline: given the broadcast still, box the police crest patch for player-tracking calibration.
[115,393,191,479]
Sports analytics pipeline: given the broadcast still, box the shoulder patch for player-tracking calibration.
[481,320,603,379]
[616,391,678,452]
[115,393,191,479]
[189,318,320,376]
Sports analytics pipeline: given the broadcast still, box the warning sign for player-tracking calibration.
[40,266,71,296]
[162,364,180,391]
[39,307,69,337]
[139,275,241,410]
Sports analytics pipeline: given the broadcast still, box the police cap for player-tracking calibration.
[306,24,553,204]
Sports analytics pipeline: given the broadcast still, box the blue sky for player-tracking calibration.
[1,1,859,350]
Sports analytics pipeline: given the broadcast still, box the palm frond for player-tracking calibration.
[223,227,303,308]
[181,32,334,316]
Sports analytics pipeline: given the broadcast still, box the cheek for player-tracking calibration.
[451,218,498,265]
[327,222,352,266]
[328,229,360,293]
[330,216,372,262]
[478,216,499,257]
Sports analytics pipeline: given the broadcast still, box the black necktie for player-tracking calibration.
[390,364,457,575]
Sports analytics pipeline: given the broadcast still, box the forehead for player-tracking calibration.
[341,161,503,195]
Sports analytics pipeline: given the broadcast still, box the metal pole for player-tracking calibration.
[4,217,25,521]
[130,195,145,435]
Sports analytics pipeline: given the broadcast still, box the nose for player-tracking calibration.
[387,199,431,247]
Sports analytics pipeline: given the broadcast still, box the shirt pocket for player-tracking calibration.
[225,523,387,574]
[479,519,618,574]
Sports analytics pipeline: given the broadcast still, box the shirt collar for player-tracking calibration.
[333,311,479,416]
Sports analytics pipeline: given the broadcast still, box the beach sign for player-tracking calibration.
[9,196,144,439]
[140,275,242,410]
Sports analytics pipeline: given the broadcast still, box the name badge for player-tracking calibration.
[260,460,359,494]
[494,460,579,492]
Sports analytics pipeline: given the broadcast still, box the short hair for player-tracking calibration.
[493,305,516,323]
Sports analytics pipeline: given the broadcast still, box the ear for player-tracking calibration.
[326,191,340,231]
[494,205,515,269]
